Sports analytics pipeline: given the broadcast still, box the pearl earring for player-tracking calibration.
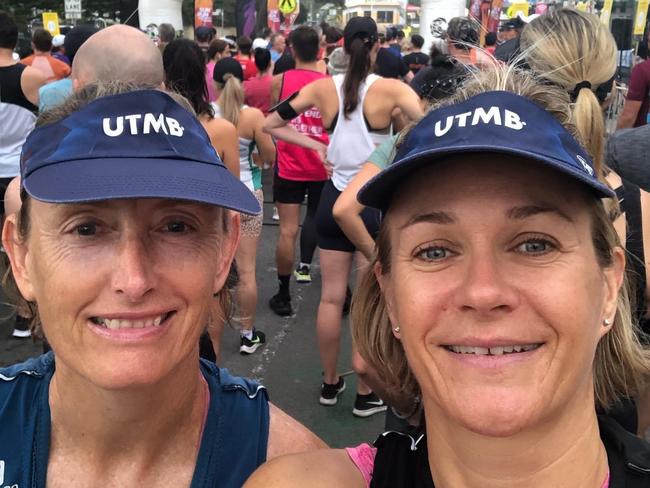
[603,319,612,326]
[393,326,400,333]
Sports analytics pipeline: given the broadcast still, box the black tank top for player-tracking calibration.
[0,63,38,112]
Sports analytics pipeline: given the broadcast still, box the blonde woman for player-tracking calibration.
[212,57,276,354]
[245,68,650,488]
[521,8,650,437]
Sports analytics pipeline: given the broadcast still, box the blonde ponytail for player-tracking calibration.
[217,73,245,127]
[520,8,617,177]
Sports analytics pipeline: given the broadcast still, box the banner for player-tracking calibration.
[138,0,183,31]
[488,0,504,34]
[634,0,649,36]
[195,0,214,27]
[235,0,257,36]
[42,12,60,36]
[601,0,613,26]
[267,0,281,32]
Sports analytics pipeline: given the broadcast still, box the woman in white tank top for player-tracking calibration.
[264,17,422,415]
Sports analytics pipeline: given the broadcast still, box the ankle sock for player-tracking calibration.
[241,329,254,340]
[278,274,290,297]
[298,262,310,270]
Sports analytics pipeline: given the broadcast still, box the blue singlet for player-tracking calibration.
[0,353,269,487]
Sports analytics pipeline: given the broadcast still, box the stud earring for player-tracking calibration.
[393,326,401,333]
[603,318,612,326]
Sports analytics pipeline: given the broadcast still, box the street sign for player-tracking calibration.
[42,12,60,36]
[279,0,298,16]
[634,0,649,36]
[65,0,83,20]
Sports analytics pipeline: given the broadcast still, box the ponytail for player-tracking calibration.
[217,74,245,126]
[573,87,607,176]
[343,37,372,118]
[519,8,617,177]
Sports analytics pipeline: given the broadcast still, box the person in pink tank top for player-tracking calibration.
[267,26,330,317]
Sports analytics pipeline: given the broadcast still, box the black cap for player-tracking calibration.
[344,16,378,51]
[64,25,98,64]
[213,56,243,84]
[500,17,525,32]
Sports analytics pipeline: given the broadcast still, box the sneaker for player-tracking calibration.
[352,392,388,418]
[342,286,352,317]
[294,265,312,283]
[272,206,280,221]
[319,376,346,406]
[240,329,266,355]
[269,293,293,316]
[11,328,31,338]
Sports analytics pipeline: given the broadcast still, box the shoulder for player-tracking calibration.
[267,403,327,459]
[0,353,53,416]
[599,414,650,475]
[243,448,365,488]
[202,360,267,401]
[202,116,237,137]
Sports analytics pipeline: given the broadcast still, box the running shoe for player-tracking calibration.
[11,327,31,338]
[352,392,388,418]
[240,329,266,355]
[294,265,312,283]
[272,206,280,221]
[269,293,293,316]
[319,376,346,405]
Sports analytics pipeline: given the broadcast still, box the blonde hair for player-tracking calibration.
[216,74,244,127]
[352,67,650,413]
[519,8,617,177]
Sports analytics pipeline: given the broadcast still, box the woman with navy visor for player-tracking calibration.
[245,68,650,487]
[0,85,323,488]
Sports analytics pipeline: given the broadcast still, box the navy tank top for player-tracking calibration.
[0,353,269,487]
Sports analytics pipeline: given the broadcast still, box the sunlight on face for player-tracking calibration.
[378,156,620,437]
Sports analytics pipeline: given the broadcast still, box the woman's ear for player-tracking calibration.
[212,210,241,295]
[599,246,625,338]
[3,214,36,301]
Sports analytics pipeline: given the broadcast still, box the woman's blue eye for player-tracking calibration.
[75,224,96,236]
[517,240,551,254]
[418,247,449,261]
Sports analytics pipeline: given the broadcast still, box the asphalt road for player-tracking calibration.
[0,171,384,448]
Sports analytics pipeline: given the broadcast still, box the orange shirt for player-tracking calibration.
[20,54,71,83]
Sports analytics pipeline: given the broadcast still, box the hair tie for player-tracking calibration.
[571,80,592,101]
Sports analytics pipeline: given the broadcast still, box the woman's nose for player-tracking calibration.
[111,234,155,301]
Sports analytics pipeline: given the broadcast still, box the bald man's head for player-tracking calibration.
[72,25,163,89]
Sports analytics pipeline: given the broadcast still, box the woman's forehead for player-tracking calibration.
[389,156,590,217]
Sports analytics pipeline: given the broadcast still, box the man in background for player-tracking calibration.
[20,28,70,83]
[403,34,429,74]
[618,57,650,128]
[375,27,412,81]
[269,33,285,62]
[157,23,176,53]
[235,36,257,80]
[494,17,524,63]
[51,34,70,65]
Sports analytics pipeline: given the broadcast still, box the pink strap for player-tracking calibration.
[601,470,610,488]
[345,443,377,487]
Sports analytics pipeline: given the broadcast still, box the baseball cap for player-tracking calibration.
[500,17,525,31]
[358,91,613,211]
[252,37,268,50]
[20,90,261,215]
[344,16,378,51]
[52,34,65,47]
[446,17,479,47]
[213,56,244,84]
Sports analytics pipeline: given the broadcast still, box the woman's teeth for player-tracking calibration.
[91,313,168,329]
[446,344,541,355]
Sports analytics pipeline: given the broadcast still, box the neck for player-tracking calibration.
[424,389,608,488]
[0,47,16,65]
[33,49,49,56]
[295,60,319,71]
[49,350,206,463]
[411,48,421,53]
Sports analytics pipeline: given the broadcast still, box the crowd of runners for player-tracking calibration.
[1,5,650,487]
